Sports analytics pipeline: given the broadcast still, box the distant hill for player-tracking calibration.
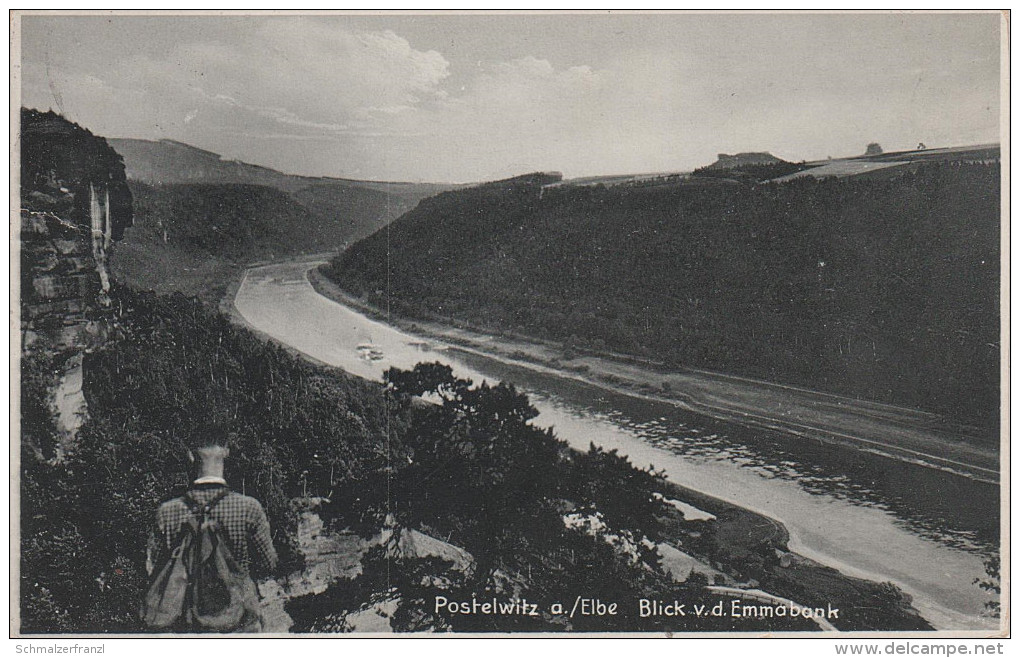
[687,144,1001,186]
[107,138,461,300]
[328,160,1001,429]
[776,144,1001,182]
[109,137,458,242]
[108,137,454,201]
[705,152,785,169]
[690,152,811,184]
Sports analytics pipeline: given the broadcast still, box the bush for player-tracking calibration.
[19,286,394,632]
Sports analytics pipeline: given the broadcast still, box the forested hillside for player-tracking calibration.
[14,119,751,633]
[110,180,415,300]
[24,290,858,632]
[109,137,455,204]
[20,289,395,630]
[19,113,931,633]
[108,138,460,300]
[329,163,1000,429]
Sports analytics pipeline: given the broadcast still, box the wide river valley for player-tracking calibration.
[234,261,1000,630]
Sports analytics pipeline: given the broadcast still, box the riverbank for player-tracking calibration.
[219,253,350,372]
[307,266,998,485]
[220,260,799,570]
[225,258,957,631]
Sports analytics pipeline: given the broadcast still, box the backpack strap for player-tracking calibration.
[182,488,231,523]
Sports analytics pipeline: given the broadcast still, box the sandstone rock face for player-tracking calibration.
[258,503,476,633]
[258,507,368,632]
[18,109,133,454]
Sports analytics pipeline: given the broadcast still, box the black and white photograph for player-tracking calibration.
[10,10,1008,641]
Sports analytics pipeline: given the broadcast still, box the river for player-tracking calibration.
[233,260,1000,631]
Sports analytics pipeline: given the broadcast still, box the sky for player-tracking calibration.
[17,12,1003,183]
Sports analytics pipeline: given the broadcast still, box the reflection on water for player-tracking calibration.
[453,350,998,553]
[234,262,1000,630]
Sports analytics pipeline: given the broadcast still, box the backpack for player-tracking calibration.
[140,489,262,632]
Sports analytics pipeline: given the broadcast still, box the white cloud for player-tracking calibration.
[19,14,1000,182]
[151,19,449,132]
[22,18,450,142]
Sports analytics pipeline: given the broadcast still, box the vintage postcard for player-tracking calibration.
[9,10,1009,643]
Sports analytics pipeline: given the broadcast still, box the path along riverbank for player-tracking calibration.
[306,266,998,485]
[224,259,1003,631]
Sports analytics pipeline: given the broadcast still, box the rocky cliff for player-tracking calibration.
[19,108,133,454]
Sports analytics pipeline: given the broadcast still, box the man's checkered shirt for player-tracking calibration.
[147,484,278,577]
